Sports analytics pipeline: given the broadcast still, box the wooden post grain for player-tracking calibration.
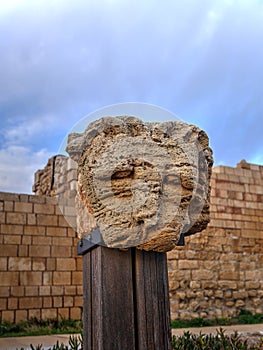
[82,246,172,350]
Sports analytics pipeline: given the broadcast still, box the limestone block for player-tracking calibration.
[66,116,213,252]
[32,155,68,197]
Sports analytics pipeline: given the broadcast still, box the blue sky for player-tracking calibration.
[0,0,262,193]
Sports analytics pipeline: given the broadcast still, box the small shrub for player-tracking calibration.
[171,310,263,329]
[237,309,263,325]
[18,334,82,350]
[17,331,263,350]
[172,328,263,350]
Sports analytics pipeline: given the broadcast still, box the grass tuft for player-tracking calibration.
[0,318,82,338]
[171,309,263,329]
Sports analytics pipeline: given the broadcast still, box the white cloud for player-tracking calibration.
[0,0,26,16]
[3,115,61,146]
[0,145,52,193]
[251,151,263,166]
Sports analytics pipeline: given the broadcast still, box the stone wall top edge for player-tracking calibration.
[0,191,22,201]
[213,161,263,177]
[0,191,57,205]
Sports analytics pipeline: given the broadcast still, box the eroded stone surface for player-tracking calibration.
[66,116,213,252]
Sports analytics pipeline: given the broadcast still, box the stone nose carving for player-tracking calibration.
[66,116,213,252]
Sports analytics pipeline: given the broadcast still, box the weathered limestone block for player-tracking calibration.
[66,116,213,252]
[32,156,67,196]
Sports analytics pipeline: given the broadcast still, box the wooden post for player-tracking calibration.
[82,245,172,350]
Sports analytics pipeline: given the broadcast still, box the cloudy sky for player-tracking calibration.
[0,0,262,194]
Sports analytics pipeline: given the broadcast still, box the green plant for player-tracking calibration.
[30,345,43,350]
[171,310,263,329]
[0,318,83,338]
[18,334,83,350]
[68,334,83,350]
[172,328,263,350]
[237,309,263,325]
[15,331,263,350]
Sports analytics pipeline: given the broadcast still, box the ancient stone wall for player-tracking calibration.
[32,155,77,200]
[0,192,82,323]
[168,161,263,320]
[0,159,263,322]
